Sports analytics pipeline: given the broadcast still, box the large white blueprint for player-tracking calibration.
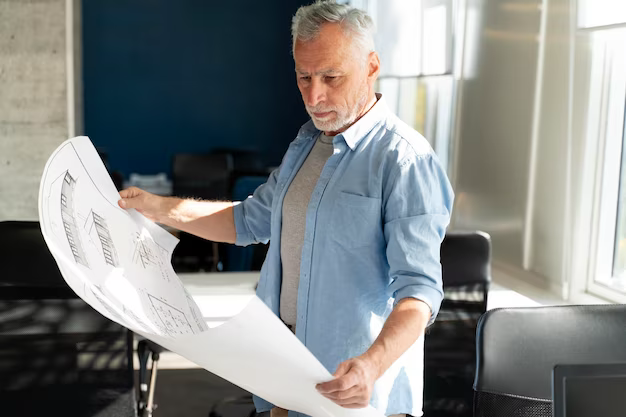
[38,137,383,417]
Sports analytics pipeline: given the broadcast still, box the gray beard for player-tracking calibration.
[308,86,369,133]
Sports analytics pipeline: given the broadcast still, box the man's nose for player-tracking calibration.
[306,79,325,108]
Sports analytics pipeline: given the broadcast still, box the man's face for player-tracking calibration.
[294,24,377,135]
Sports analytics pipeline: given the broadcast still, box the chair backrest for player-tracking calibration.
[210,148,265,175]
[171,153,235,271]
[172,153,234,200]
[441,231,491,287]
[440,231,491,312]
[0,221,74,299]
[423,231,491,417]
[473,304,626,417]
[0,221,136,416]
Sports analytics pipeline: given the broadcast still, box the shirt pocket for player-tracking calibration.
[330,192,383,249]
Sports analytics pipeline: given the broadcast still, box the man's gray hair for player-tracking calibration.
[291,1,376,58]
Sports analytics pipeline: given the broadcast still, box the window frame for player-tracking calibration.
[586,28,626,303]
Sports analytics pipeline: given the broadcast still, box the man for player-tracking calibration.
[118,1,453,416]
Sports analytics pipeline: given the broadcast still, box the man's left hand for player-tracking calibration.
[316,355,380,408]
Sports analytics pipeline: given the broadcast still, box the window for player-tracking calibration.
[613,118,626,280]
[588,28,626,301]
[421,0,453,76]
[361,0,453,77]
[578,0,626,29]
[353,0,457,172]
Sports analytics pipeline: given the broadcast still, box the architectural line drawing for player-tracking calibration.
[186,292,207,332]
[148,294,195,336]
[45,171,71,241]
[131,232,172,283]
[132,232,160,269]
[85,210,119,267]
[61,171,90,268]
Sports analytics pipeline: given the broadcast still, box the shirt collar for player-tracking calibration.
[296,93,388,151]
[338,93,387,151]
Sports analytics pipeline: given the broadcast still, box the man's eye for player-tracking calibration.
[325,76,337,81]
[300,76,311,82]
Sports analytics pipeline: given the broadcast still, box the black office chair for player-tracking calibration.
[0,221,137,416]
[172,153,234,272]
[172,153,234,201]
[209,148,265,178]
[0,220,76,299]
[423,231,491,417]
[473,304,626,417]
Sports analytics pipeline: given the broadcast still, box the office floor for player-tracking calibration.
[134,345,256,416]
[141,367,255,417]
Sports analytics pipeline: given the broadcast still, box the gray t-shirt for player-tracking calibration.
[279,133,334,326]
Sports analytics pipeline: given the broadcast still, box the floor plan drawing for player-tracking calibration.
[84,210,119,267]
[61,171,90,268]
[148,294,195,337]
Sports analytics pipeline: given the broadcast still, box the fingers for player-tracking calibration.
[119,197,136,209]
[336,402,368,409]
[322,382,369,408]
[316,359,372,409]
[118,187,145,209]
[118,187,163,223]
[317,363,358,395]
[324,384,361,401]
[119,186,141,198]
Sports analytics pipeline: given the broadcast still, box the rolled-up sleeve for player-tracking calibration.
[383,151,454,324]
[233,167,280,247]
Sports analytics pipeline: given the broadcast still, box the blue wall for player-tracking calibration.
[83,1,310,177]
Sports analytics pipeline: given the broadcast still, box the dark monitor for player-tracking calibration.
[552,363,626,417]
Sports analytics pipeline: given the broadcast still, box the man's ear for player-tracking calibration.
[367,51,381,80]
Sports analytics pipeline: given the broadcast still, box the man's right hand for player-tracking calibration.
[118,187,172,223]
[119,188,236,243]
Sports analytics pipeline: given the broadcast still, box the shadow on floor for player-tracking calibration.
[137,369,265,417]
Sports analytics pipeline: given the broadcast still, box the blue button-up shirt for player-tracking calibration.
[233,95,454,416]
